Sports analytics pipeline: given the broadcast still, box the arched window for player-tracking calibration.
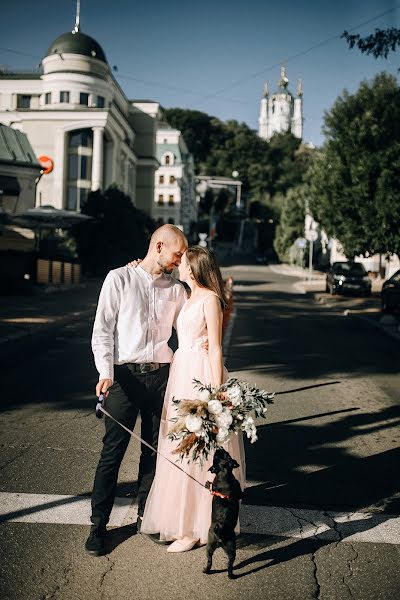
[163,152,174,166]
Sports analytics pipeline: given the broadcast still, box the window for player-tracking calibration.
[97,96,105,108]
[169,175,175,184]
[17,95,31,109]
[45,92,52,104]
[70,129,93,148]
[168,194,174,205]
[158,194,164,205]
[165,155,170,165]
[67,128,93,212]
[79,92,89,106]
[159,175,164,184]
[60,91,70,103]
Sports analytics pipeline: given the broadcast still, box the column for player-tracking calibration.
[91,126,104,191]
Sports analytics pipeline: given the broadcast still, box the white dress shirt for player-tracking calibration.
[92,265,187,382]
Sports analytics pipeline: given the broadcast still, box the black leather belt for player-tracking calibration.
[130,362,169,373]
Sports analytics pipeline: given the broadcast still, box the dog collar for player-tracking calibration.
[210,489,232,500]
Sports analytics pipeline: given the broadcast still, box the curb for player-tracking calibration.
[344,310,400,343]
[312,291,400,343]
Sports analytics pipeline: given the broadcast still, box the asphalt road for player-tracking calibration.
[0,265,399,600]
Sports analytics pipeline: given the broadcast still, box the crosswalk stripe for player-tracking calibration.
[0,492,399,545]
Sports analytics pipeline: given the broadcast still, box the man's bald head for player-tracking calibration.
[149,224,188,250]
[146,224,188,274]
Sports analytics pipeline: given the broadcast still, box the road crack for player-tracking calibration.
[99,556,116,598]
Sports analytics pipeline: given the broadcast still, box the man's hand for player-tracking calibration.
[96,378,113,398]
[127,259,142,267]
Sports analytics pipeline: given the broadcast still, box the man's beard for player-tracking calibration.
[161,265,174,274]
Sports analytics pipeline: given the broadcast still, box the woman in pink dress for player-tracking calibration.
[140,246,246,552]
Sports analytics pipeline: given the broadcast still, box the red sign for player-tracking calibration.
[38,155,54,174]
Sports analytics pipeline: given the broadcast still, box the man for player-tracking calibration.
[85,224,188,556]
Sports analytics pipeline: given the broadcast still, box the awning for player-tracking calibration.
[0,175,21,196]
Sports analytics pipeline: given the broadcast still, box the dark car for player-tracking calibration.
[381,269,400,314]
[326,262,371,296]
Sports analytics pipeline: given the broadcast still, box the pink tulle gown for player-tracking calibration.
[141,293,246,544]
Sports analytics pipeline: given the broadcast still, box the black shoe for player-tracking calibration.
[85,527,107,556]
[136,515,142,533]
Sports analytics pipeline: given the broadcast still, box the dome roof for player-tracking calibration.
[46,31,107,63]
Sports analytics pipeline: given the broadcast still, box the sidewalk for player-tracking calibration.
[0,279,102,348]
[271,263,400,343]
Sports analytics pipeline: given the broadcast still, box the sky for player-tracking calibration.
[0,0,398,147]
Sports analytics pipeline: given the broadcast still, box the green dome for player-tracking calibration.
[46,31,107,63]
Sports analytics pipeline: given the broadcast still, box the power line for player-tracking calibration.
[202,5,400,100]
[0,5,398,108]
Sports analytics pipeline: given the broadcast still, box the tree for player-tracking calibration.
[163,108,308,201]
[309,73,400,257]
[342,28,400,59]
[273,185,307,262]
[73,186,155,275]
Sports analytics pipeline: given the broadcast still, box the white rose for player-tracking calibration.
[243,416,254,426]
[227,385,242,406]
[216,427,230,443]
[216,409,233,429]
[197,388,211,401]
[185,414,203,433]
[208,399,223,415]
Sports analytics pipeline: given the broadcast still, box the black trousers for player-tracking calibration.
[90,363,169,529]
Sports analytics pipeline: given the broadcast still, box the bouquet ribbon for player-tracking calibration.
[98,404,208,491]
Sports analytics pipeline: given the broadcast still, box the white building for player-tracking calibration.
[0,21,161,215]
[153,126,196,235]
[258,66,303,141]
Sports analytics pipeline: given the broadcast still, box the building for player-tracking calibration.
[258,66,303,141]
[0,123,41,215]
[0,18,161,215]
[153,126,197,235]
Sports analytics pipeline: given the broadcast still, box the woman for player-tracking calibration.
[140,246,246,552]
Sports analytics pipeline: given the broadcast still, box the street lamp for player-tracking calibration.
[232,171,242,209]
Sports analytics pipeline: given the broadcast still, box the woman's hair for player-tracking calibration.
[185,246,228,308]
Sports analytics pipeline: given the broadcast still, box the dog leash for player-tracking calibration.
[97,400,209,492]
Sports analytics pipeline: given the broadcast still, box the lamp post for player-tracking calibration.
[232,170,242,209]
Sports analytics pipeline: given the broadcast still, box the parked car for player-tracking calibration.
[381,269,400,314]
[326,262,371,296]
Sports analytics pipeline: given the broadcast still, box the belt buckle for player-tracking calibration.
[140,363,154,373]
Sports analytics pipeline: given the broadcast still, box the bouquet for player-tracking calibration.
[168,377,274,464]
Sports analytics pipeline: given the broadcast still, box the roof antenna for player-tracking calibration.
[72,0,81,34]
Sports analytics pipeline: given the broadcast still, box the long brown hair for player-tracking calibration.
[185,246,228,308]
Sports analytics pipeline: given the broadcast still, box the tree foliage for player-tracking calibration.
[309,73,400,257]
[163,108,310,201]
[73,186,155,275]
[274,185,308,262]
[342,27,400,59]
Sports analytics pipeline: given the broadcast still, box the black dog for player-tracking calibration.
[203,448,243,579]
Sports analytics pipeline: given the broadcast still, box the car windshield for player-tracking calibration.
[334,263,366,276]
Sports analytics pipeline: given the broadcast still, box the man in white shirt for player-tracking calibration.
[85,224,188,556]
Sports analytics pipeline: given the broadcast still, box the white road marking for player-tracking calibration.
[1,492,399,545]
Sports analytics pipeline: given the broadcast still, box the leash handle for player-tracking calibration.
[98,405,208,491]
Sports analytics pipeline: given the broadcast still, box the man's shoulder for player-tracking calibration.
[106,266,137,286]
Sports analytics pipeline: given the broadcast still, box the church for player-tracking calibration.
[258,66,303,141]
